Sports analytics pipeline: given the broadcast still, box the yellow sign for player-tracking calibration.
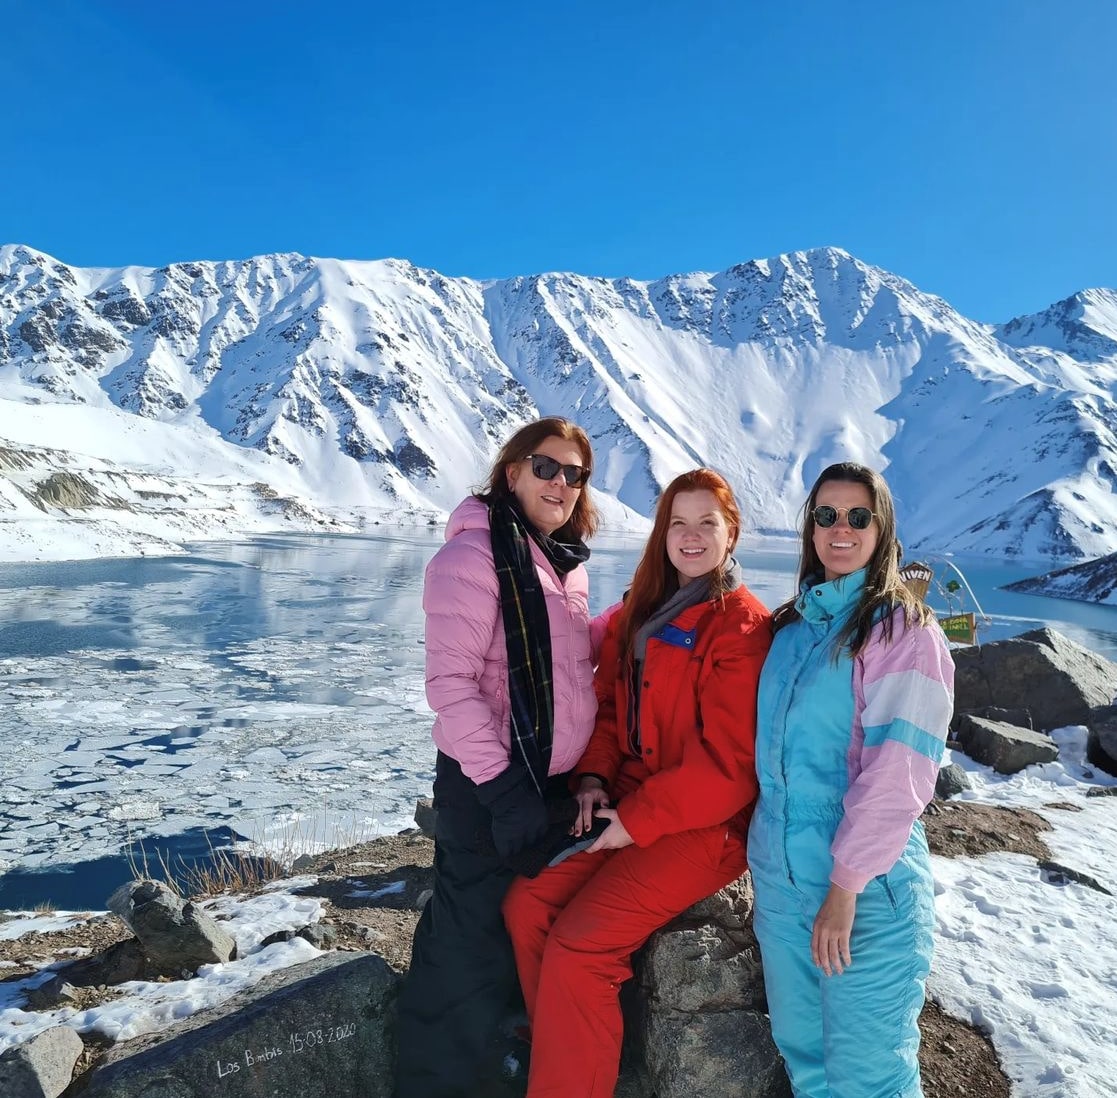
[938,612,977,645]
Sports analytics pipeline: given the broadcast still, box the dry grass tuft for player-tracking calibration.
[125,815,383,900]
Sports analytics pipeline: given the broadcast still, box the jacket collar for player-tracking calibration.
[795,568,867,625]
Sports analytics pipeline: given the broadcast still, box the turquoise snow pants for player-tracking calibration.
[751,813,935,1098]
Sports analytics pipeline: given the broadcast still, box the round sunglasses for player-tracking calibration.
[812,505,876,530]
[522,453,591,489]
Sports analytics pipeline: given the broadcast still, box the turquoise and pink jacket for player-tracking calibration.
[750,567,954,894]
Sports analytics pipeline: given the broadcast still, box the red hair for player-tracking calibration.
[616,469,742,664]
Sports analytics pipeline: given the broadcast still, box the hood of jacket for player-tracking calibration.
[445,495,490,542]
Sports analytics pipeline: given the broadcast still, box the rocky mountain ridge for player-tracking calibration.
[2,243,1116,561]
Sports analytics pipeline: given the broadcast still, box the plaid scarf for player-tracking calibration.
[489,498,590,795]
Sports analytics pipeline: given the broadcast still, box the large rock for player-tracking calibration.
[66,939,147,986]
[952,628,1117,731]
[24,976,79,1010]
[959,705,1034,730]
[684,874,758,934]
[640,923,764,1012]
[953,715,1059,774]
[77,952,399,1098]
[107,880,236,974]
[0,1025,84,1098]
[632,874,790,1098]
[639,877,766,1015]
[413,797,437,839]
[644,1011,791,1098]
[935,763,971,799]
[1086,704,1117,777]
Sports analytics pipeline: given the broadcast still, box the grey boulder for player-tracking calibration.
[935,763,971,799]
[24,976,79,1011]
[1086,704,1117,778]
[953,715,1058,774]
[413,797,437,838]
[0,1025,84,1098]
[107,879,236,974]
[77,951,398,1098]
[951,628,1117,731]
[633,873,790,1098]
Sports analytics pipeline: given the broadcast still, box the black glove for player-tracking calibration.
[475,764,548,858]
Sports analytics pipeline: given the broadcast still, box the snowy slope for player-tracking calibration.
[2,243,1116,562]
[1005,552,1117,607]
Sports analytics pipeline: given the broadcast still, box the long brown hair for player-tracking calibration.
[772,462,934,654]
[616,469,741,665]
[475,416,599,542]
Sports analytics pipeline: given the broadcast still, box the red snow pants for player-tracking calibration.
[502,821,746,1098]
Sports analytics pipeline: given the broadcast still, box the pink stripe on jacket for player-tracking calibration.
[829,610,955,892]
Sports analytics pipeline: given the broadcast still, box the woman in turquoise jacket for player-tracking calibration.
[750,462,954,1098]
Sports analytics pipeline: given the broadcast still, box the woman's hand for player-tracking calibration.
[574,776,610,836]
[586,807,634,853]
[811,883,857,976]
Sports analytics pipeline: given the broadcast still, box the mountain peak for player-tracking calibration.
[997,287,1117,359]
[2,243,1116,565]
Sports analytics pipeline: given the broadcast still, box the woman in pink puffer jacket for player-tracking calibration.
[394,416,600,1098]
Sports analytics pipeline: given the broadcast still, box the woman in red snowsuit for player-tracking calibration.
[502,468,772,1098]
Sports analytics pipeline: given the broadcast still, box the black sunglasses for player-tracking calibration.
[523,454,590,489]
[812,505,876,530]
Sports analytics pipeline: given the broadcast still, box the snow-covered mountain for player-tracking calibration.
[2,243,1116,562]
[1006,552,1117,606]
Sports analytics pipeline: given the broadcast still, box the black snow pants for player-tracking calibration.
[393,751,518,1098]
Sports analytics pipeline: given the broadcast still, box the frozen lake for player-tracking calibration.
[2,529,1116,909]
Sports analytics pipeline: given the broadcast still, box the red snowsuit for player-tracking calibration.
[502,583,771,1098]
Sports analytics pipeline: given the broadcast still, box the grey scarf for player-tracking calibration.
[633,559,744,662]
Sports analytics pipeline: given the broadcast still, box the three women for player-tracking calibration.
[398,427,951,1098]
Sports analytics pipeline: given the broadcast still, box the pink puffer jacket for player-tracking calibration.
[424,496,598,784]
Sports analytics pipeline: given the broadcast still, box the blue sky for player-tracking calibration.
[3,1,1115,322]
